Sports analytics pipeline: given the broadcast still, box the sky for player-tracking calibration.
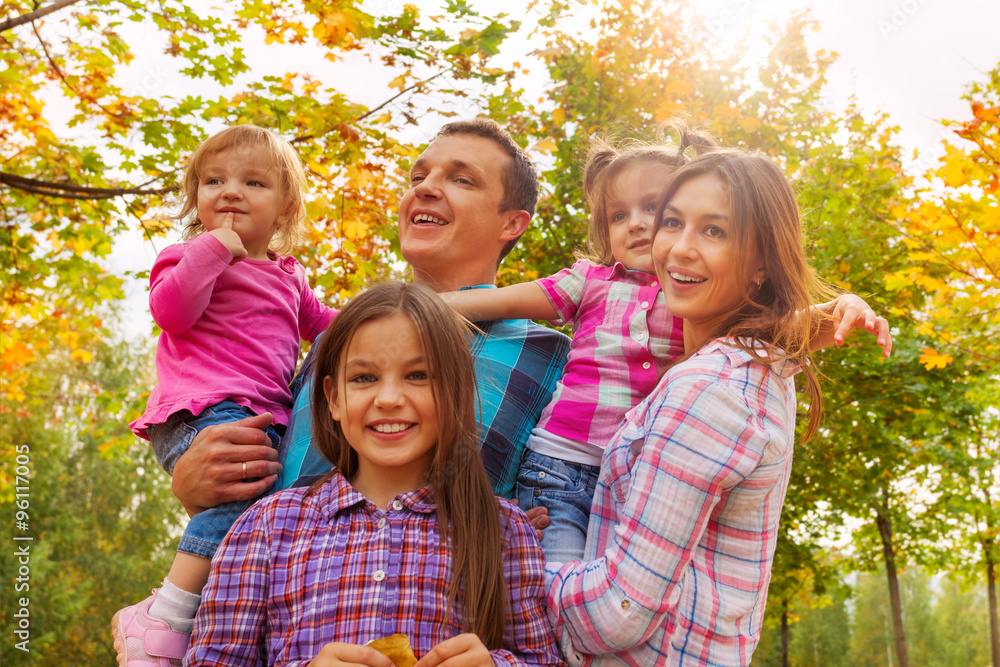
[99,0,1000,339]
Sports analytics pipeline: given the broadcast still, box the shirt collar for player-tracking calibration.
[320,472,438,520]
[608,261,659,285]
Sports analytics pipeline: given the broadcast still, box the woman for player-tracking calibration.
[545,149,890,666]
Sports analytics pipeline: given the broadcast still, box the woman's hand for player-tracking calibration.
[307,642,395,667]
[415,634,493,667]
[170,412,281,516]
[811,294,893,357]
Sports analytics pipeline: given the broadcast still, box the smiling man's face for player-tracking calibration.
[398,133,523,292]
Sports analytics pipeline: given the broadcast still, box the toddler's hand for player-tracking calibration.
[208,212,248,263]
[828,294,892,358]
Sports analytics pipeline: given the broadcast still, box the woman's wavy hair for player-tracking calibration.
[580,119,717,266]
[309,281,509,648]
[177,124,307,256]
[654,149,835,440]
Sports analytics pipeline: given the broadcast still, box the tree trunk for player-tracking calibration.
[875,499,910,667]
[986,538,1000,667]
[781,604,789,667]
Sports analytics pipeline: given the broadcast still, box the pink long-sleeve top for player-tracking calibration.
[129,233,337,439]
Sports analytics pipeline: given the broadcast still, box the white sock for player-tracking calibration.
[148,577,202,633]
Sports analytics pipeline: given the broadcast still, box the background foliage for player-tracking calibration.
[1,0,997,664]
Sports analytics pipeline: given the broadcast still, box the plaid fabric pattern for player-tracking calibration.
[187,474,564,667]
[277,285,570,499]
[534,259,683,451]
[546,341,799,667]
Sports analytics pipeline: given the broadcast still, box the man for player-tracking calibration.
[171,119,570,513]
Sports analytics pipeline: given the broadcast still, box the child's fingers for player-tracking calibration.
[221,211,236,229]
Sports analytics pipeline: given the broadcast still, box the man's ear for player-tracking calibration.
[499,209,531,243]
[323,375,342,422]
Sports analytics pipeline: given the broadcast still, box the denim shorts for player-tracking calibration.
[515,449,600,563]
[149,400,282,559]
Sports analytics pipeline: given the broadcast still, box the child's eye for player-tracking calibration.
[609,211,627,223]
[349,373,377,384]
[204,177,222,185]
[247,180,266,187]
[645,202,658,212]
[408,370,429,381]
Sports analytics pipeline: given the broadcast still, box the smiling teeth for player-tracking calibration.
[413,214,447,225]
[372,423,412,433]
[670,272,706,283]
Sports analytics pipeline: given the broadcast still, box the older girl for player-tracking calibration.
[185,282,562,667]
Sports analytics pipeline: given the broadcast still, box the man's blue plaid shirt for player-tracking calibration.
[277,299,570,499]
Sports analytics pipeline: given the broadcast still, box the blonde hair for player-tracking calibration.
[654,149,835,440]
[177,125,307,255]
[581,120,717,266]
[310,281,510,649]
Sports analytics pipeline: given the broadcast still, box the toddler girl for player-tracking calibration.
[113,125,337,665]
[185,281,562,666]
[445,123,889,563]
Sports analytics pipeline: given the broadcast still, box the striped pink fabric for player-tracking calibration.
[535,259,684,448]
[546,341,800,666]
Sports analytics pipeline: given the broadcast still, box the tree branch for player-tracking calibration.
[290,70,448,145]
[1,172,178,199]
[0,0,84,33]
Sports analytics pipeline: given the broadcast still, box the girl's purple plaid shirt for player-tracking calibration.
[186,474,564,667]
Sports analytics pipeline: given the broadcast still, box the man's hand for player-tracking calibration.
[523,505,550,542]
[415,634,492,667]
[171,412,281,516]
[307,642,395,667]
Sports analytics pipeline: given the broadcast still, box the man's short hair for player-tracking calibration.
[435,119,539,263]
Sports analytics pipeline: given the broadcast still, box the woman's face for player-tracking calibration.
[651,173,762,346]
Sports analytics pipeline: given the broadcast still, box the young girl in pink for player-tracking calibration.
[185,281,562,667]
[445,124,891,563]
[114,125,337,665]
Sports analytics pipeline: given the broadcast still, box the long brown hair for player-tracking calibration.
[581,119,717,266]
[654,149,835,440]
[310,281,509,648]
[177,124,307,255]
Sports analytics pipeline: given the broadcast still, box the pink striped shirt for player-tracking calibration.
[534,259,684,458]
[546,340,800,666]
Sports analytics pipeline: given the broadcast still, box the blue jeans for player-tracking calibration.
[515,449,600,563]
[149,401,282,559]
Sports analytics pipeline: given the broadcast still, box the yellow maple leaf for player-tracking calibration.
[388,73,408,92]
[533,137,557,153]
[342,218,368,240]
[918,347,953,370]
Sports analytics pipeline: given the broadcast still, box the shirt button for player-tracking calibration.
[643,362,651,370]
[651,281,658,288]
[373,570,386,582]
[538,472,546,479]
[635,333,646,342]
[534,489,542,497]
[377,517,386,529]
[391,500,403,511]
[641,301,649,309]
[621,599,631,610]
